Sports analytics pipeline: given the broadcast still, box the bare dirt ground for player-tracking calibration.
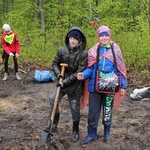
[0,63,150,150]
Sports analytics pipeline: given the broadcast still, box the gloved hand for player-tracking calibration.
[15,53,19,58]
[56,82,64,88]
[57,74,63,79]
[9,52,14,56]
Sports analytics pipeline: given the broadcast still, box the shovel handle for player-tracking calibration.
[59,63,68,82]
[50,63,68,131]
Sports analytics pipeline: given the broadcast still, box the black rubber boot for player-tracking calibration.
[72,121,79,142]
[52,113,60,132]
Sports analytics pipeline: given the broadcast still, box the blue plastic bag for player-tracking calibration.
[34,70,55,82]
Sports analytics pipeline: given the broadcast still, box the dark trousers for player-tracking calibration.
[50,87,81,122]
[88,92,114,128]
[3,52,18,73]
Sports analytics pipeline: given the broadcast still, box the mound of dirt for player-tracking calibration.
[0,64,149,150]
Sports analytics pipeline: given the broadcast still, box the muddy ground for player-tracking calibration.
[0,63,150,150]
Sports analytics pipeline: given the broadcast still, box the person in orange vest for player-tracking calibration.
[1,24,21,81]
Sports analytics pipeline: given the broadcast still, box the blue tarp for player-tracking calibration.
[34,70,55,83]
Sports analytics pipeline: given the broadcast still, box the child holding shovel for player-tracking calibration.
[49,26,88,142]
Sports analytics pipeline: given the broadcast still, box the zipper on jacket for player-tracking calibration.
[102,47,106,71]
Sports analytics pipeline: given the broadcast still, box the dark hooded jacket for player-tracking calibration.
[52,26,88,94]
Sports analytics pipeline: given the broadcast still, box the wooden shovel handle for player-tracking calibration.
[50,63,68,131]
[59,63,68,82]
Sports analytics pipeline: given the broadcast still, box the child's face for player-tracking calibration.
[99,35,110,46]
[69,37,79,48]
[3,30,11,34]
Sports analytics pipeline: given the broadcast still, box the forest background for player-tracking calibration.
[0,0,150,81]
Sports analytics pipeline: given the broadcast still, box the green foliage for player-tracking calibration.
[0,0,150,72]
[113,30,150,71]
[141,69,150,77]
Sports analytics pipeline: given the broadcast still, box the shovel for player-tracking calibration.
[41,63,68,144]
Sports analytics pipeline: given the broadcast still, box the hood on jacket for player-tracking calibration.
[65,26,86,50]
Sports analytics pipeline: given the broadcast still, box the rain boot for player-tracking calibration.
[81,127,98,147]
[15,72,21,80]
[52,113,60,132]
[2,73,8,81]
[104,125,112,144]
[72,121,79,142]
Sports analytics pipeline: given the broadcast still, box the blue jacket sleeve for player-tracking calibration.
[82,65,94,80]
[121,74,127,89]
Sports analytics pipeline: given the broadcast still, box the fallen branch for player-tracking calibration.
[18,68,27,74]
[21,67,32,86]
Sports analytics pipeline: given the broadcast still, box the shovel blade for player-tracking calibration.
[41,130,53,144]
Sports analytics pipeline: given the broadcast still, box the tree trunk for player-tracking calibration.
[149,0,150,36]
[39,0,45,33]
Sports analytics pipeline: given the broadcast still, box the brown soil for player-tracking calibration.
[0,63,150,150]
